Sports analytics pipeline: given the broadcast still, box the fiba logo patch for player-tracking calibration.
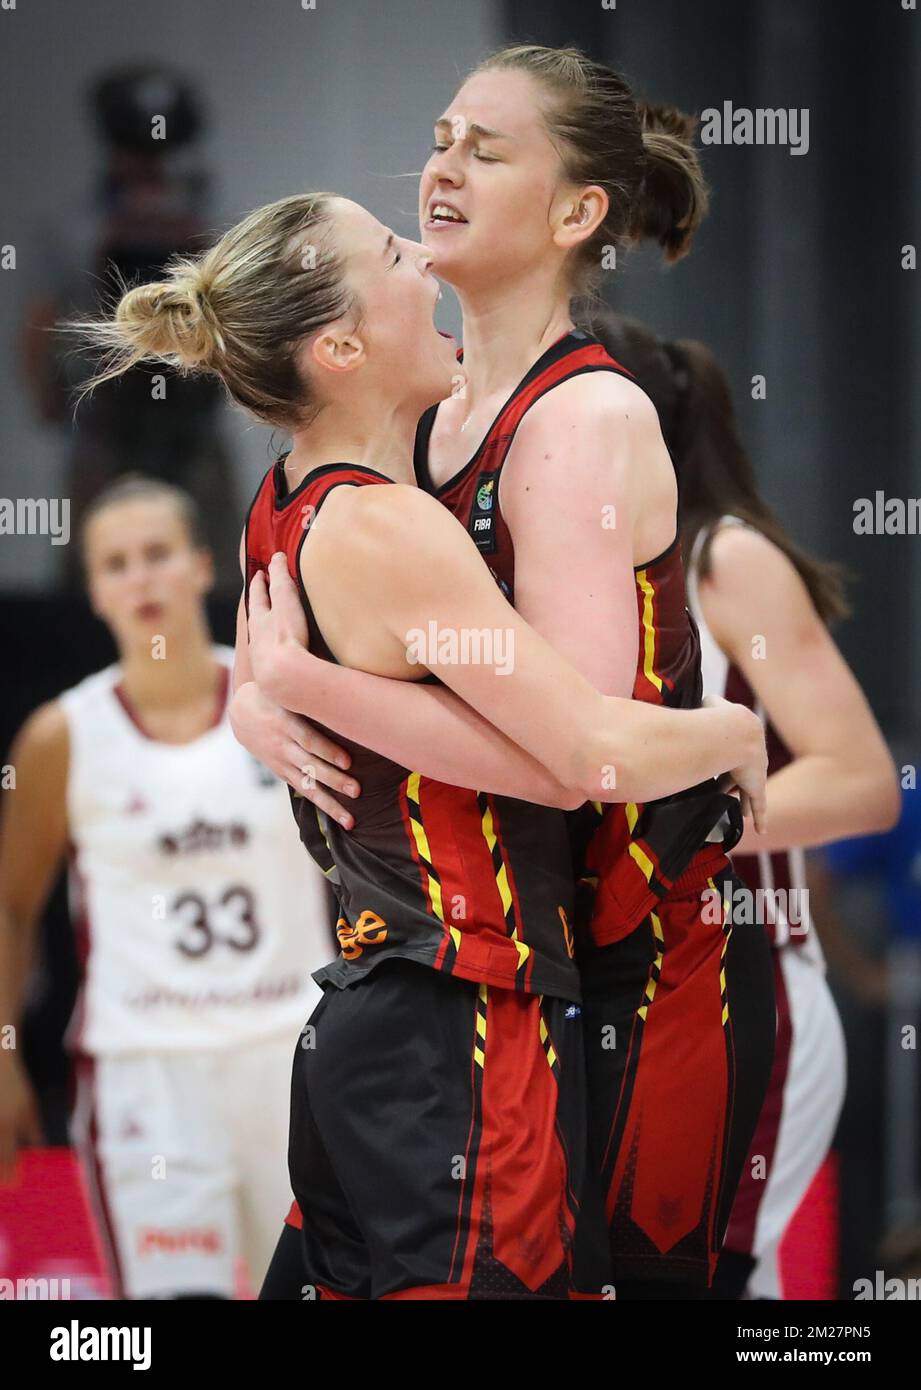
[470,472,498,555]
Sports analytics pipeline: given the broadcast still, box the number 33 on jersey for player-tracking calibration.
[59,646,329,1057]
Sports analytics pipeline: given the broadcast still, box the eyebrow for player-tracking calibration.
[382,231,394,257]
[434,117,511,141]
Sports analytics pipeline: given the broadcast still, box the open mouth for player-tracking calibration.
[427,201,468,228]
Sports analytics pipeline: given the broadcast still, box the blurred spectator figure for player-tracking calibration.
[19,62,239,590]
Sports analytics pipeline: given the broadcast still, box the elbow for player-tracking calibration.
[871,763,903,833]
[551,784,588,812]
[847,754,902,836]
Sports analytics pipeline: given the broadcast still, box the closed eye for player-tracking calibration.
[430,142,499,163]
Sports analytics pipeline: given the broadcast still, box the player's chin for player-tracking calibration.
[423,239,473,284]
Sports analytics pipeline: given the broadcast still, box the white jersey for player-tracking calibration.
[686,517,820,964]
[60,646,330,1056]
[688,522,847,1296]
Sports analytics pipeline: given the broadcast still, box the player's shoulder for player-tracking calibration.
[706,519,795,586]
[703,519,814,626]
[520,362,660,443]
[305,479,467,599]
[10,696,70,773]
[316,477,441,544]
[57,662,121,708]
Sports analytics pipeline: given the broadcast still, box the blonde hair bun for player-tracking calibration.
[114,272,223,370]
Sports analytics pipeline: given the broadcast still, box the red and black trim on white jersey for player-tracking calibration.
[113,666,231,740]
[688,517,811,949]
[722,653,805,948]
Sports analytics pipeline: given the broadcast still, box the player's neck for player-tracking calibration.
[454,278,573,407]
[117,618,218,712]
[287,395,419,488]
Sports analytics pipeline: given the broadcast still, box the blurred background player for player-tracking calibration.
[0,475,333,1298]
[583,310,900,1298]
[18,62,239,590]
[808,766,921,1291]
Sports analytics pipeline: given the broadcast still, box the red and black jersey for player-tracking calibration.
[415,329,628,604]
[243,457,581,1002]
[414,329,740,950]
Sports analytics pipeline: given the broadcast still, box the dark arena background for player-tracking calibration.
[1,0,919,1366]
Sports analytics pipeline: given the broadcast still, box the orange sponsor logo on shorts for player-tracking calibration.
[337,909,388,960]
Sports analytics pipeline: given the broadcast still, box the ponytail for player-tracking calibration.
[59,192,354,433]
[472,44,708,290]
[635,104,709,264]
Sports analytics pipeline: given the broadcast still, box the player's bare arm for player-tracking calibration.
[229,529,360,823]
[250,482,766,817]
[0,701,69,1174]
[700,523,899,853]
[500,372,673,692]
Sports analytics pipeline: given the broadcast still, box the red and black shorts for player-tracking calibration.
[577,849,776,1289]
[274,957,610,1300]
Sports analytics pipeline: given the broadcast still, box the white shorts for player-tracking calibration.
[70,1033,297,1298]
[726,944,847,1299]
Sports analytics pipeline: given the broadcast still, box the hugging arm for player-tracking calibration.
[230,534,361,825]
[255,483,766,818]
[257,639,584,806]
